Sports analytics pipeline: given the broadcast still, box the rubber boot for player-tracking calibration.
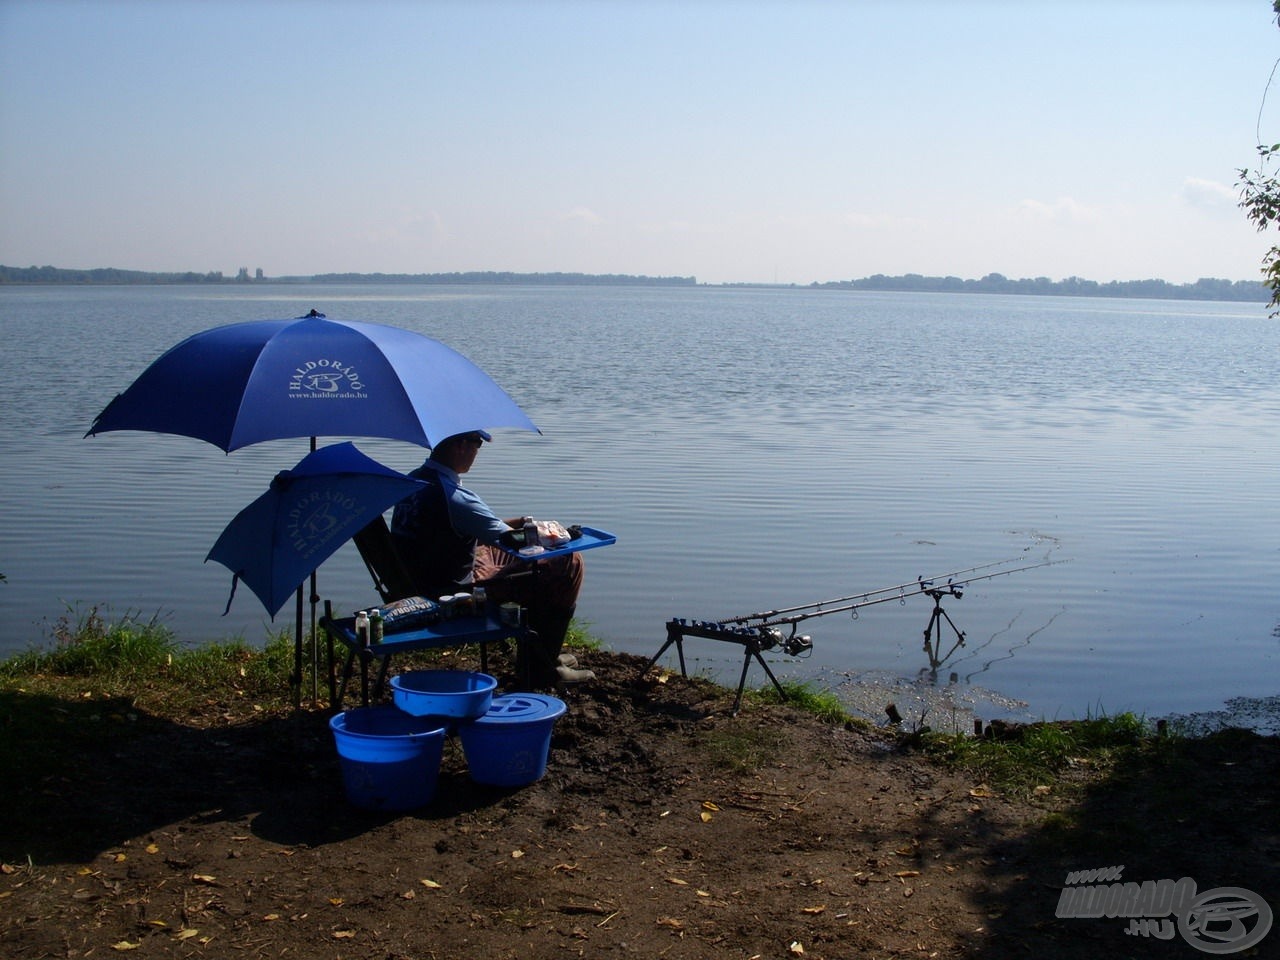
[517,607,578,690]
[556,663,596,683]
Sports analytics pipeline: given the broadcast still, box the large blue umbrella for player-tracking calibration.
[207,442,424,619]
[86,311,536,704]
[85,312,539,451]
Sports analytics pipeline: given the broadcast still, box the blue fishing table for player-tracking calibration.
[321,604,524,708]
[493,525,617,562]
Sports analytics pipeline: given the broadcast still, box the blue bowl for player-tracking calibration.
[458,693,567,787]
[329,705,447,811]
[390,669,497,719]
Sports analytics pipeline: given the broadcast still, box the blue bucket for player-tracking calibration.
[390,669,496,719]
[329,705,447,811]
[457,693,567,787]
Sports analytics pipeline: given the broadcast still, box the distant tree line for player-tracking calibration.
[813,272,1268,302]
[1,264,1265,301]
[0,265,696,287]
[302,270,697,286]
[0,265,228,284]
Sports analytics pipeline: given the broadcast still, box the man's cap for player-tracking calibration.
[441,429,491,444]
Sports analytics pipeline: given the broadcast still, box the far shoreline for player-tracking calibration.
[0,265,1268,303]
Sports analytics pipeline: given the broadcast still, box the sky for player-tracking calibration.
[2,0,1279,286]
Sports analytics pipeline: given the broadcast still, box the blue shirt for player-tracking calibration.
[414,461,511,544]
[390,459,512,596]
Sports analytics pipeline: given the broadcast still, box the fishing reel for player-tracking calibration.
[756,625,814,657]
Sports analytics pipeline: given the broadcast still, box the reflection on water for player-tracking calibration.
[1,284,1277,727]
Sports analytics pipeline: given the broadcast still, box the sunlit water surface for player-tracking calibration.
[1,284,1276,729]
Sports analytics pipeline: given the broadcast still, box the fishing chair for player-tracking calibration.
[352,514,417,603]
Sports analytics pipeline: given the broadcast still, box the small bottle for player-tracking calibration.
[355,610,370,647]
[369,610,384,644]
[523,517,539,548]
[473,585,487,610]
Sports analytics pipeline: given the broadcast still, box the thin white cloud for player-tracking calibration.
[560,207,605,226]
[1179,177,1237,210]
[1015,197,1103,224]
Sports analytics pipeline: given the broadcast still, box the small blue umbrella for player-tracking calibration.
[86,312,539,451]
[206,442,424,619]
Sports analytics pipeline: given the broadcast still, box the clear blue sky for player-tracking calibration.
[2,0,1278,285]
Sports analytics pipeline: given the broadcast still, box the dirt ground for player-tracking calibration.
[2,648,1277,960]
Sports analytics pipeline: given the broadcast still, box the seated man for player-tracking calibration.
[389,430,591,688]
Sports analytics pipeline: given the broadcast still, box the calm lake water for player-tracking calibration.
[1,283,1277,730]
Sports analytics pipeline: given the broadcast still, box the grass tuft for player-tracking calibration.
[0,606,176,679]
[915,710,1156,794]
[697,723,789,772]
[747,679,852,725]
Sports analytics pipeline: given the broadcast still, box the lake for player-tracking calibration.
[1,283,1277,731]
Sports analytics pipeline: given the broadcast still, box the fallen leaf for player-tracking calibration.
[511,849,525,859]
[894,870,921,878]
[667,877,689,886]
[111,942,141,952]
[262,914,281,921]
[657,917,685,929]
[146,920,168,928]
[789,941,805,955]
[191,874,217,885]
[113,853,127,863]
[969,785,995,798]
[328,897,344,906]
[145,844,159,855]
[700,811,714,823]
[332,930,356,939]
[702,801,721,811]
[1033,784,1052,796]
[420,878,442,888]
[801,905,826,914]
[174,928,199,941]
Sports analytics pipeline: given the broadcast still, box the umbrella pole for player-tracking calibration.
[310,570,319,703]
[308,437,318,704]
[293,585,304,709]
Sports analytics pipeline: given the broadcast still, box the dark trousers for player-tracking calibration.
[474,546,584,687]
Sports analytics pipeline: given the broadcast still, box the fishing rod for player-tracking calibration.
[733,557,1066,629]
[642,556,1067,715]
[717,557,1056,626]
